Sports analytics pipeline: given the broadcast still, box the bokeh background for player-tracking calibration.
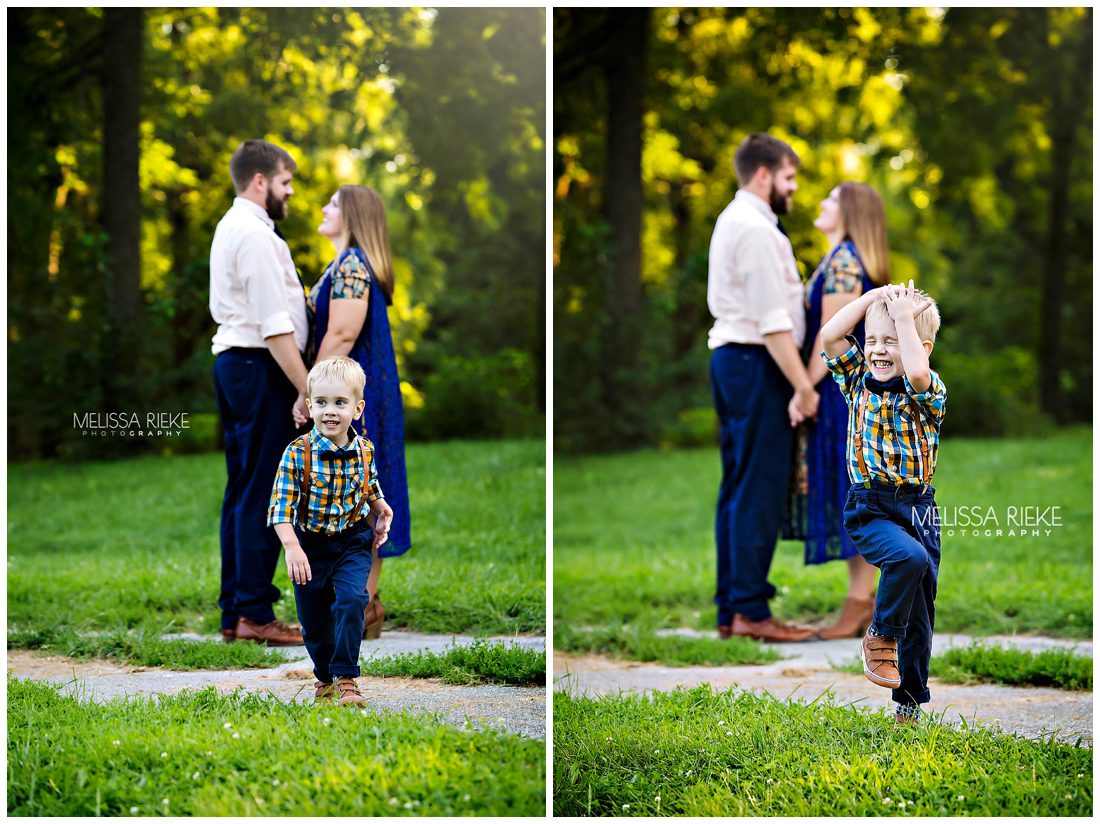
[553,7,1092,453]
[9,7,545,459]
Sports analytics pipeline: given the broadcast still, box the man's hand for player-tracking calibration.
[285,544,311,585]
[791,386,819,424]
[883,279,933,322]
[369,499,393,550]
[292,393,309,427]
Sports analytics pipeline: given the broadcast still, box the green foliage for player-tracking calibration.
[9,8,545,458]
[554,7,1093,451]
[553,685,1092,816]
[360,640,545,686]
[8,440,544,668]
[555,428,1092,666]
[934,644,1092,691]
[555,625,780,667]
[8,678,544,816]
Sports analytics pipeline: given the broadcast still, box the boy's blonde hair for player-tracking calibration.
[867,289,941,344]
[307,356,366,401]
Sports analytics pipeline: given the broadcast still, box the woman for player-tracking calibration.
[308,184,412,638]
[785,182,890,639]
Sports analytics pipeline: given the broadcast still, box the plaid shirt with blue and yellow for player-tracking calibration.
[267,427,384,534]
[823,337,947,487]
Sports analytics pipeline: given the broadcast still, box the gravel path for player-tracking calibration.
[555,632,1092,746]
[7,631,546,740]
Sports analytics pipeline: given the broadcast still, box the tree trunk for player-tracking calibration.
[1038,12,1090,422]
[599,9,648,443]
[101,8,144,410]
[603,9,646,318]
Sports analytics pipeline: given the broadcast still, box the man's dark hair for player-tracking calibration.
[229,140,297,193]
[733,133,799,186]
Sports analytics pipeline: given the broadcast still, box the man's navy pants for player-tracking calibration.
[214,348,297,630]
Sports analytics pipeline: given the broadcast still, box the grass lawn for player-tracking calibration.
[554,427,1092,666]
[359,640,545,686]
[553,686,1091,817]
[8,439,545,669]
[8,678,544,817]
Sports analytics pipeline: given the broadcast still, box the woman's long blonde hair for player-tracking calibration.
[338,184,395,305]
[837,182,890,286]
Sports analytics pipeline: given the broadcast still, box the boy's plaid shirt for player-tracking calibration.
[267,427,384,533]
[823,338,947,486]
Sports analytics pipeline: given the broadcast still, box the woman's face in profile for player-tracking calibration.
[813,187,843,236]
[318,193,344,239]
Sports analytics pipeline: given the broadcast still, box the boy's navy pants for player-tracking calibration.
[710,343,793,625]
[292,520,374,682]
[843,481,941,706]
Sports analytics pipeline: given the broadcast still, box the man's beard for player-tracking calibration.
[265,189,289,221]
[769,182,791,216]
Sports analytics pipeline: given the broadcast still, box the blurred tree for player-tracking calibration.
[553,7,1092,452]
[8,7,545,459]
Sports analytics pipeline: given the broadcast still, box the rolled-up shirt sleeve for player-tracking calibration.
[823,338,866,406]
[740,226,794,336]
[238,232,296,339]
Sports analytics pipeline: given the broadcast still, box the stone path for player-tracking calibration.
[554,632,1092,745]
[7,631,546,740]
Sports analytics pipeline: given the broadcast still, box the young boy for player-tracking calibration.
[267,356,393,707]
[820,280,946,724]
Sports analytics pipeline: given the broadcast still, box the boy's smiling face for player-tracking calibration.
[305,378,365,447]
[864,312,903,381]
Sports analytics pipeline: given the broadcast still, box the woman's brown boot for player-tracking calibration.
[817,597,874,640]
[362,594,385,640]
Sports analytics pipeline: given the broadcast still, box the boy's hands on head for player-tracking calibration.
[883,279,933,322]
[285,543,312,585]
[369,499,393,550]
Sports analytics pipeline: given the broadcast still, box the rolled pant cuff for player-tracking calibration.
[892,688,930,705]
[331,669,361,679]
[872,620,907,639]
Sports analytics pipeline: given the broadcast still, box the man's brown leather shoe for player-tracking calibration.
[314,681,335,703]
[235,617,304,646]
[728,614,816,643]
[221,628,237,643]
[860,629,902,687]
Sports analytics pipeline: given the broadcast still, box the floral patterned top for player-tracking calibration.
[306,250,372,317]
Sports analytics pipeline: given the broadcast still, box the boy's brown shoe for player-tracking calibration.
[314,681,335,702]
[860,629,901,688]
[335,677,367,707]
[235,617,304,646]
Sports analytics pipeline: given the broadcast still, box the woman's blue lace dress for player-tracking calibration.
[308,248,411,557]
[783,240,874,565]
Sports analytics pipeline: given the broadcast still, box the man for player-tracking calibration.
[210,139,311,645]
[707,133,819,643]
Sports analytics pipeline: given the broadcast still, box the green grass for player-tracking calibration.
[6,627,284,670]
[553,685,1091,816]
[555,625,781,666]
[7,677,544,816]
[8,439,544,668]
[554,427,1091,666]
[934,643,1092,691]
[359,640,545,686]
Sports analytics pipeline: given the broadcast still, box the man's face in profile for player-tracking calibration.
[265,164,294,221]
[768,158,798,216]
